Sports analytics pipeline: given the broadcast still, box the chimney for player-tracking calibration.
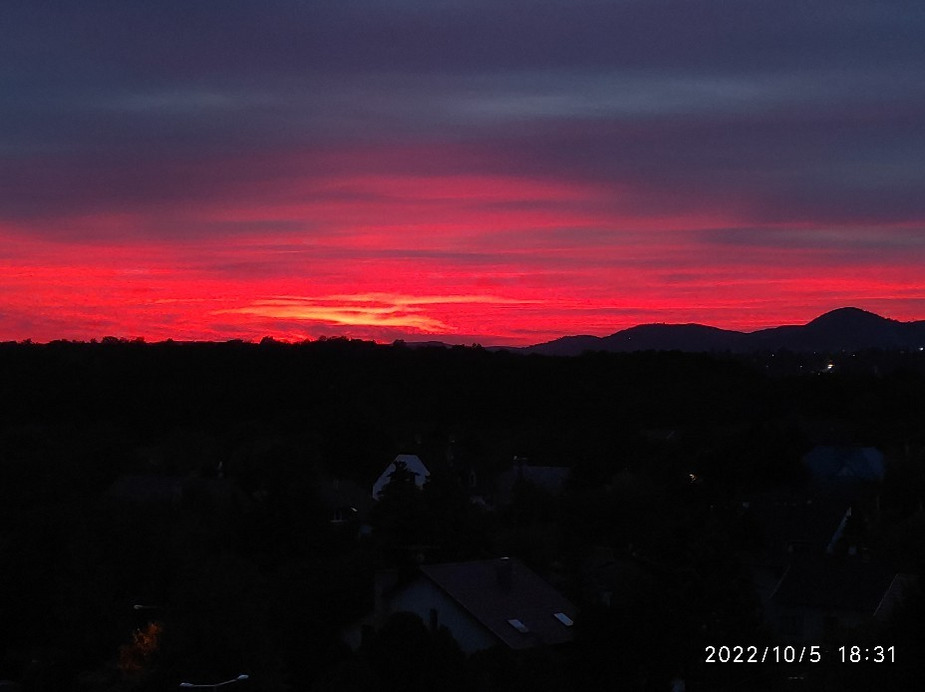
[496,557,513,591]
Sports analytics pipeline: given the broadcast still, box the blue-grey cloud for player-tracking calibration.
[2,0,924,232]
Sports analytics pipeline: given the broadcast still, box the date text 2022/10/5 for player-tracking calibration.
[704,645,895,664]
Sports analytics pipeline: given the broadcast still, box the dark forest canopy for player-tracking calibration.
[1,337,923,479]
[2,336,923,430]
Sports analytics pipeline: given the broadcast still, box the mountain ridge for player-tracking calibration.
[520,307,925,356]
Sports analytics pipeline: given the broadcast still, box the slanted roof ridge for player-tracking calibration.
[417,557,577,649]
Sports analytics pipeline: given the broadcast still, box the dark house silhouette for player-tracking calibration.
[345,557,577,653]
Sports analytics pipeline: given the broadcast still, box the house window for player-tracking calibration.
[507,619,530,633]
[553,612,574,627]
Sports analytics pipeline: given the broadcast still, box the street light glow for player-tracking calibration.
[179,674,249,688]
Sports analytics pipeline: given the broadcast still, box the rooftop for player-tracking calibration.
[418,558,577,649]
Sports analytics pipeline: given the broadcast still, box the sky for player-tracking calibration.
[3,0,924,346]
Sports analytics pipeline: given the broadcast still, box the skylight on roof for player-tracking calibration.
[553,612,574,627]
[507,618,530,633]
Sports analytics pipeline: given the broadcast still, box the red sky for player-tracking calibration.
[3,2,924,346]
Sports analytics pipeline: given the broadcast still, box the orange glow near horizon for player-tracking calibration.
[3,166,925,346]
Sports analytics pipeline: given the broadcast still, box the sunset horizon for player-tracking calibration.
[4,1,924,347]
[5,303,923,349]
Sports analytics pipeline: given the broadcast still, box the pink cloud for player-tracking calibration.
[2,152,924,345]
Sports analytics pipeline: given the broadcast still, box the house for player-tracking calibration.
[743,488,858,561]
[741,481,885,620]
[803,446,885,485]
[372,454,430,500]
[765,555,897,642]
[345,557,578,653]
[873,573,919,622]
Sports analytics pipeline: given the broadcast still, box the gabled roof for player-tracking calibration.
[372,454,430,500]
[874,573,919,622]
[418,558,577,649]
[803,446,885,483]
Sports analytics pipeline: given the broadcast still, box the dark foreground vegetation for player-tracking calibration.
[2,338,925,691]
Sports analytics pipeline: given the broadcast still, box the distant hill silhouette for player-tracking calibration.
[523,307,925,355]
